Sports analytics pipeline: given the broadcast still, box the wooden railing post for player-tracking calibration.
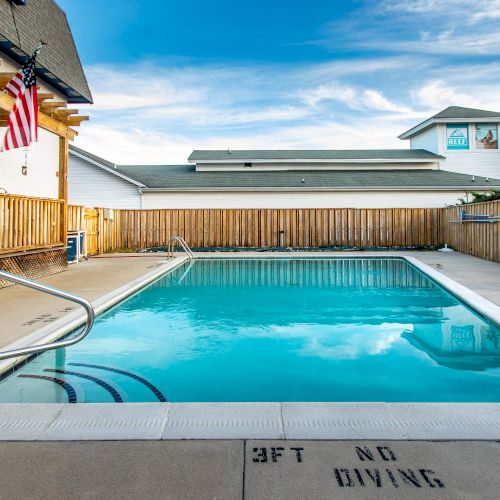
[58,137,69,246]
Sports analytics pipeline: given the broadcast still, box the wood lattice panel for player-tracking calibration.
[0,248,68,288]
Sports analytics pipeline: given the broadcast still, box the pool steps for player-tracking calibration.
[15,364,168,404]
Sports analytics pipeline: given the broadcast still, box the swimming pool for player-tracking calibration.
[1,257,499,404]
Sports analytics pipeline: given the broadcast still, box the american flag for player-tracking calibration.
[1,47,41,152]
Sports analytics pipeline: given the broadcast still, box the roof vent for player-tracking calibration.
[226,148,232,154]
[244,162,252,168]
[11,0,28,5]
[472,176,475,182]
[301,178,305,183]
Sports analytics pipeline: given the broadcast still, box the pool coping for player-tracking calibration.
[1,253,500,441]
[1,402,500,441]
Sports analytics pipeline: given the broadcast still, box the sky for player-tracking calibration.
[58,0,500,164]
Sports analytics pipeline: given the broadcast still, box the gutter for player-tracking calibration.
[190,157,445,164]
[140,185,500,193]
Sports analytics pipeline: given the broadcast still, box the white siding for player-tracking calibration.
[197,161,438,171]
[410,126,439,154]
[437,124,500,178]
[142,190,470,209]
[68,154,142,209]
[0,128,60,198]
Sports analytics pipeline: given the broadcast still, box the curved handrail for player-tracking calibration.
[0,270,95,361]
[168,236,194,260]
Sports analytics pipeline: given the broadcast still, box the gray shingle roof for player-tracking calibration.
[399,106,500,139]
[188,149,444,162]
[0,0,92,103]
[433,106,500,119]
[115,164,500,190]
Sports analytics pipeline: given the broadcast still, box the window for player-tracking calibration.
[475,123,498,149]
[446,124,469,150]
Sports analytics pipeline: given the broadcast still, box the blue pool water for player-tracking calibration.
[1,258,500,403]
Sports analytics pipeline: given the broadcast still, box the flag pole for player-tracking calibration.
[23,41,46,171]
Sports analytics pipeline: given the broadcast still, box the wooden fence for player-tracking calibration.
[67,206,443,254]
[119,207,443,249]
[67,206,120,256]
[3,200,498,262]
[0,194,64,254]
[441,200,499,263]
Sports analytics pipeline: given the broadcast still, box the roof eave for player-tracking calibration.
[140,185,498,192]
[400,117,500,139]
[191,157,444,164]
[0,39,93,104]
[398,119,435,140]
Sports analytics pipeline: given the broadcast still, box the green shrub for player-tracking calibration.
[459,190,500,204]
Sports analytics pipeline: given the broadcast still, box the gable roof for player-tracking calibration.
[69,145,145,187]
[0,0,92,103]
[433,106,500,119]
[115,164,500,191]
[189,149,444,162]
[399,106,500,139]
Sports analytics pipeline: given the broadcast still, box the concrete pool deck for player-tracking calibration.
[0,439,499,499]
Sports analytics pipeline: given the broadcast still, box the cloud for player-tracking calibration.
[73,26,500,164]
[361,90,412,113]
[379,0,500,22]
[413,79,500,113]
[86,65,207,111]
[379,0,474,14]
[297,82,355,107]
[321,0,500,56]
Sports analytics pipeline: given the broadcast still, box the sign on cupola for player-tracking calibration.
[446,124,469,150]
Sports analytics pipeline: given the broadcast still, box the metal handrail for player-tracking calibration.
[168,236,194,260]
[0,270,95,361]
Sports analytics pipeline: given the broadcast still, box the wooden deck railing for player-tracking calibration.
[0,194,64,254]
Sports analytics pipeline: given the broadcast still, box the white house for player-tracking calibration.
[0,0,92,200]
[68,106,500,209]
[401,106,500,179]
[69,146,144,209]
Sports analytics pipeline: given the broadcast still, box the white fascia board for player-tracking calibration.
[141,186,498,193]
[194,157,442,164]
[400,117,500,139]
[398,120,435,140]
[436,117,500,123]
[69,150,146,188]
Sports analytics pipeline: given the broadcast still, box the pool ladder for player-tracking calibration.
[0,270,95,361]
[167,236,195,261]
